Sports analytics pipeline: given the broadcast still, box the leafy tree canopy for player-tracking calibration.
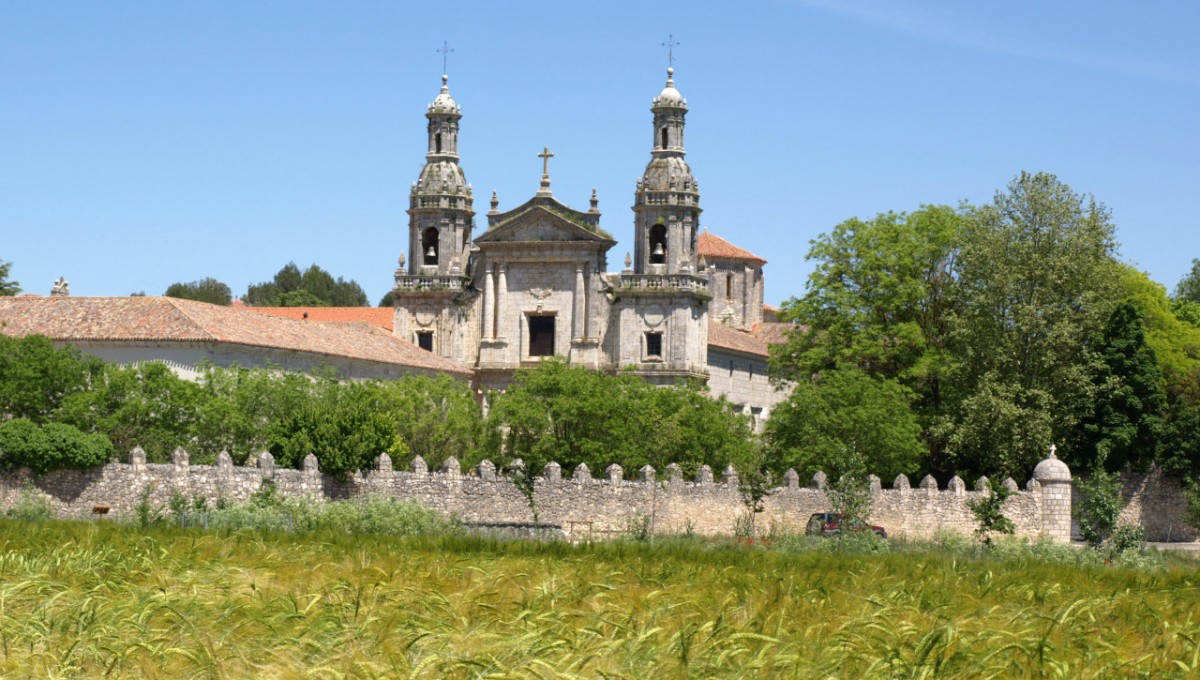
[1175,258,1200,304]
[244,262,368,307]
[763,366,923,483]
[164,277,232,305]
[0,259,19,296]
[947,171,1123,476]
[0,334,103,423]
[487,359,757,481]
[1113,266,1200,405]
[1071,300,1168,472]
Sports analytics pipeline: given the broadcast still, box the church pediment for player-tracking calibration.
[476,205,613,245]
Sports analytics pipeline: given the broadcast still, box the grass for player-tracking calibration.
[1,520,1200,678]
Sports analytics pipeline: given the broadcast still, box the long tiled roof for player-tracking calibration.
[0,296,470,376]
[707,320,797,358]
[243,306,394,332]
[707,321,772,357]
[697,231,767,265]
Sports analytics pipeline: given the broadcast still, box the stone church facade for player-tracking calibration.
[392,68,788,422]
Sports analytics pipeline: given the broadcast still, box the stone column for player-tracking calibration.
[1033,446,1073,544]
[482,264,494,340]
[496,264,508,339]
[573,264,585,340]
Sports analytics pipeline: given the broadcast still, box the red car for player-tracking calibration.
[806,512,887,539]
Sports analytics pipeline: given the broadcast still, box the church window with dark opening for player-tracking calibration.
[416,331,434,352]
[645,332,663,359]
[422,228,439,265]
[528,315,555,357]
[435,133,442,153]
[649,224,667,264]
[726,273,734,301]
[661,128,668,149]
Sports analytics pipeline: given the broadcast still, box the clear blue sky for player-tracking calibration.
[3,1,1198,306]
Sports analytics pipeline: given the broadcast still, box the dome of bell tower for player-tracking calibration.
[652,67,687,110]
[427,74,461,116]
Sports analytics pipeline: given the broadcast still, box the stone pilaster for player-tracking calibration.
[482,265,494,340]
[496,264,508,339]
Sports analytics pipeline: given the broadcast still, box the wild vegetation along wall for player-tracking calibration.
[0,446,1086,542]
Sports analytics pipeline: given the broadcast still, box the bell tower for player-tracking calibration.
[393,71,478,366]
[632,67,701,275]
[406,74,474,275]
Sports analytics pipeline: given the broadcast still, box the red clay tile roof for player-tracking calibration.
[0,296,469,377]
[751,321,796,346]
[707,321,772,357]
[243,306,394,332]
[697,231,767,265]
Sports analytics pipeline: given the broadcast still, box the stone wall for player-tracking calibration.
[0,447,1074,543]
[1068,465,1196,542]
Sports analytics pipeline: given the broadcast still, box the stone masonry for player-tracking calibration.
[1,448,1077,544]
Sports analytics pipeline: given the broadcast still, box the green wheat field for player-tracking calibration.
[2,520,1200,678]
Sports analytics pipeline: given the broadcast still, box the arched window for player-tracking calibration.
[422,227,439,265]
[661,128,668,149]
[435,133,443,153]
[649,224,667,264]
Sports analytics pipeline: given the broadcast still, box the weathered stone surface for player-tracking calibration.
[477,459,496,481]
[783,469,799,489]
[811,471,827,491]
[0,452,1088,544]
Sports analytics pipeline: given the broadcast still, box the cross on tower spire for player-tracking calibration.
[537,146,555,195]
[438,41,454,74]
[661,34,680,68]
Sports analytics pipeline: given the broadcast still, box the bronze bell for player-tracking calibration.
[652,242,665,257]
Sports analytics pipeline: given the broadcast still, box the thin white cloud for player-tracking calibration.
[791,0,1195,85]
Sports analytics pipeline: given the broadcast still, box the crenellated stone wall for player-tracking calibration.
[0,447,1080,543]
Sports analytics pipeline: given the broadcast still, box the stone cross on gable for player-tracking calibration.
[537,147,554,195]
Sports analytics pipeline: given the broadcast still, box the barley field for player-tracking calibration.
[1,520,1199,678]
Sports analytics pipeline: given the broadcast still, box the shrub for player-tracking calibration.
[205,493,453,537]
[1075,464,1123,547]
[4,483,54,521]
[0,419,112,474]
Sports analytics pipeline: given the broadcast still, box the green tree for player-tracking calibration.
[378,291,395,307]
[771,205,963,470]
[244,262,368,307]
[763,366,923,482]
[488,359,755,479]
[267,381,401,478]
[1072,300,1168,472]
[0,335,103,423]
[56,362,202,462]
[1175,258,1200,304]
[1114,266,1200,405]
[191,365,321,464]
[366,374,484,471]
[948,171,1122,477]
[0,259,19,296]
[164,277,232,305]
